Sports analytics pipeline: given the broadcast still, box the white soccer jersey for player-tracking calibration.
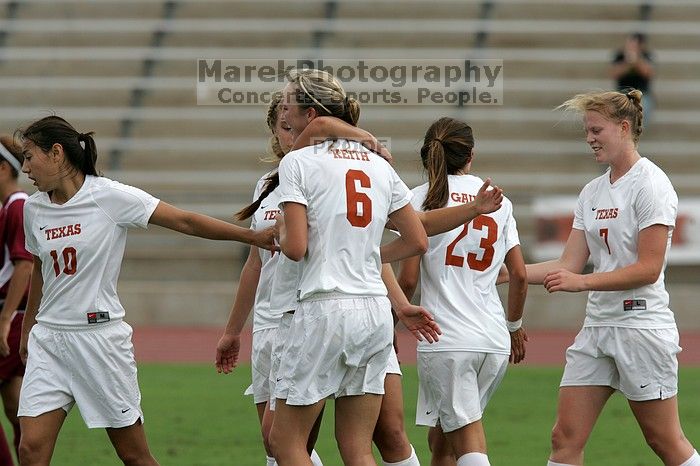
[268,254,302,315]
[277,139,412,300]
[573,157,677,328]
[412,174,520,355]
[23,176,159,327]
[250,172,283,331]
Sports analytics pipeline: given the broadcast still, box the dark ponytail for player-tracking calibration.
[21,116,99,176]
[235,171,280,221]
[420,117,474,211]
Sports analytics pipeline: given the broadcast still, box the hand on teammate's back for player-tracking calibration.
[474,178,503,215]
[394,303,442,343]
[253,226,279,252]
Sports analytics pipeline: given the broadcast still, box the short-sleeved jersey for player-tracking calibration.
[277,140,412,301]
[0,191,32,305]
[23,176,159,327]
[249,172,283,332]
[411,175,520,355]
[268,254,302,316]
[573,157,677,328]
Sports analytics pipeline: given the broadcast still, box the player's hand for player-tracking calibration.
[394,303,441,343]
[509,327,528,364]
[0,317,11,357]
[543,269,586,293]
[474,178,503,215]
[252,226,279,252]
[215,333,241,374]
[19,333,28,365]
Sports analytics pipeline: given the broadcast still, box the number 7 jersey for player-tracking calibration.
[23,176,160,327]
[412,174,520,354]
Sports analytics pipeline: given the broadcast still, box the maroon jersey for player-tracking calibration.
[0,192,31,307]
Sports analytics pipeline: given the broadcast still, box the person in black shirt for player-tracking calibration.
[611,33,655,125]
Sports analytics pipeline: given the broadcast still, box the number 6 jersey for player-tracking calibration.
[277,139,412,301]
[411,174,520,355]
[23,175,159,327]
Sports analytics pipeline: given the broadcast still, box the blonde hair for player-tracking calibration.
[264,91,286,161]
[558,89,644,144]
[287,69,360,126]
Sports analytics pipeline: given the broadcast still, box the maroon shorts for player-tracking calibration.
[0,312,25,381]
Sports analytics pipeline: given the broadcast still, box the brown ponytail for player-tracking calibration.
[420,117,474,211]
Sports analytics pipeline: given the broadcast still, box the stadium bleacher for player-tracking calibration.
[1,0,699,327]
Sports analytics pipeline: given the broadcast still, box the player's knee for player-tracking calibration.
[261,427,274,457]
[19,436,47,464]
[644,430,687,461]
[374,421,409,457]
[551,422,584,453]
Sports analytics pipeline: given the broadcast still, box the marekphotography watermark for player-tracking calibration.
[197,59,503,106]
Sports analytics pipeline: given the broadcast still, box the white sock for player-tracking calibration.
[310,449,324,466]
[383,445,420,466]
[547,461,574,466]
[680,450,700,466]
[457,452,490,466]
[266,456,277,466]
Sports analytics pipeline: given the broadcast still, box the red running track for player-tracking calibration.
[132,327,700,366]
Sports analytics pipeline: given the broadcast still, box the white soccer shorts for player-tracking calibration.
[416,351,508,432]
[19,321,144,428]
[561,326,681,401]
[274,296,393,406]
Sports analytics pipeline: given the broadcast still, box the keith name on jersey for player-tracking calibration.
[43,223,82,241]
[594,208,618,220]
[331,148,370,162]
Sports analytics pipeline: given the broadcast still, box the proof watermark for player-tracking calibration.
[197,59,503,106]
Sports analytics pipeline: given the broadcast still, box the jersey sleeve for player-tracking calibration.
[22,202,39,256]
[503,204,521,253]
[5,199,32,262]
[572,188,586,231]
[388,167,412,214]
[277,153,308,207]
[95,180,160,228]
[635,177,677,231]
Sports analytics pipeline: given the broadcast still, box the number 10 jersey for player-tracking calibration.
[23,176,160,327]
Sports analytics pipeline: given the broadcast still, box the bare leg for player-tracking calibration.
[106,419,159,466]
[428,426,456,466]
[373,374,412,463]
[270,398,325,466]
[628,396,695,466]
[1,376,22,457]
[549,386,614,465]
[18,408,66,466]
[336,394,383,466]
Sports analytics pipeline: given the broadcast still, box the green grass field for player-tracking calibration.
[11,364,699,465]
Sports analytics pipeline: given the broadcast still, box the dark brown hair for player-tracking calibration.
[20,116,99,176]
[420,117,475,211]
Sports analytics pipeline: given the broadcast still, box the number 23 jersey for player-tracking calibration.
[412,174,520,354]
[23,175,159,327]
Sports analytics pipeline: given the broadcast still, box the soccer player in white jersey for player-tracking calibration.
[526,90,699,466]
[397,118,527,466]
[267,69,434,466]
[16,116,277,466]
[216,92,389,466]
